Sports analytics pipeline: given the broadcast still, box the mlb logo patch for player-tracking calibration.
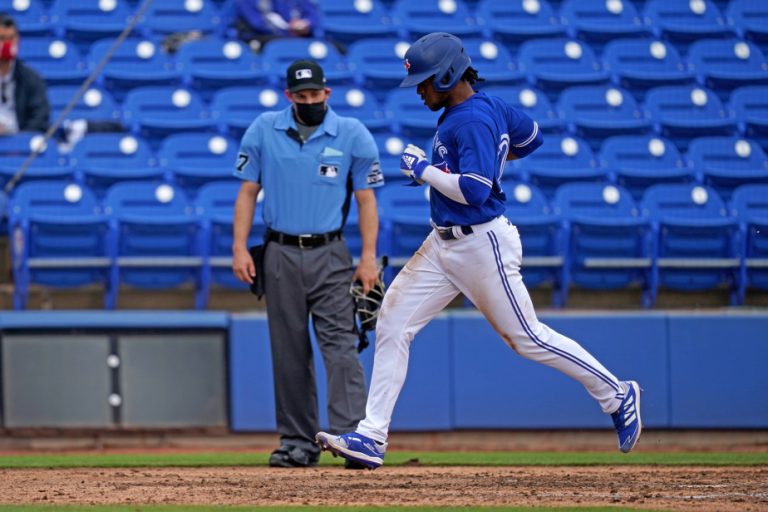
[319,164,338,178]
[367,162,383,185]
[296,69,313,80]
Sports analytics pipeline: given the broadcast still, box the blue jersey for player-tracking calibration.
[234,105,383,234]
[429,91,542,227]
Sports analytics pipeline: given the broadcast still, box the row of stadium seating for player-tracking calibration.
[7,180,766,310]
[2,131,766,204]
[6,0,767,54]
[23,36,768,103]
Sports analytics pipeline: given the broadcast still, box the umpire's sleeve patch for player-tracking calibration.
[236,153,249,173]
[366,162,384,185]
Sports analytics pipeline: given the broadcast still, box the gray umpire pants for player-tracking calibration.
[262,238,367,453]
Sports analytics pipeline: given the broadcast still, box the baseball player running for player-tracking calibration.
[316,32,642,469]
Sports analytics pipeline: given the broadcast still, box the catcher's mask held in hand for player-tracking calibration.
[350,279,385,332]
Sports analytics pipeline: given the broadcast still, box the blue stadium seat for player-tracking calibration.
[688,39,768,99]
[347,38,412,99]
[320,0,400,46]
[7,180,112,309]
[557,85,652,151]
[641,183,739,305]
[327,86,390,133]
[518,39,610,100]
[87,38,183,101]
[599,135,693,201]
[462,39,525,86]
[377,184,432,279]
[560,0,650,50]
[391,0,482,40]
[49,0,134,50]
[603,38,695,100]
[122,87,216,147]
[502,180,565,306]
[138,0,223,36]
[69,133,163,198]
[643,0,734,51]
[0,0,52,36]
[517,135,606,198]
[730,184,768,303]
[176,39,267,100]
[47,86,121,124]
[385,88,441,139]
[730,85,768,152]
[18,37,88,86]
[726,0,768,51]
[262,39,353,87]
[553,182,653,306]
[0,134,72,189]
[104,181,209,309]
[211,86,289,141]
[158,134,239,199]
[476,0,566,49]
[644,85,737,151]
[196,180,265,290]
[372,132,408,181]
[687,136,768,201]
[482,85,563,133]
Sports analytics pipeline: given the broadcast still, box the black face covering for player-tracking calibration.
[295,101,327,126]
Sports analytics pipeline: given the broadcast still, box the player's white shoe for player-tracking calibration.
[316,431,387,469]
[611,380,642,453]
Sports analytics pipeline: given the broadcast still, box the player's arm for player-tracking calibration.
[508,108,543,160]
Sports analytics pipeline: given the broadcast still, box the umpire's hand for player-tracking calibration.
[353,254,379,295]
[233,244,255,284]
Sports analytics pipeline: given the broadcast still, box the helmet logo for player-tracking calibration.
[404,59,410,71]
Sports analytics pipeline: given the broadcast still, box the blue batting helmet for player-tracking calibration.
[399,32,471,92]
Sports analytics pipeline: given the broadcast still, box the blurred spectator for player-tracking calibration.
[233,0,320,52]
[0,13,49,135]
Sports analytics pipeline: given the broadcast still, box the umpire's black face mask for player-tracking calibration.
[294,101,327,126]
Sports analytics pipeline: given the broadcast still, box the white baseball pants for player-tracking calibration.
[356,216,626,443]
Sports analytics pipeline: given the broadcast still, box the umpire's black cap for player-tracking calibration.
[286,59,326,93]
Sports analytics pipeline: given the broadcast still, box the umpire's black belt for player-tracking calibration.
[266,229,342,249]
[436,225,474,241]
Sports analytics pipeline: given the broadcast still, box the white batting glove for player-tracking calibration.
[400,144,429,185]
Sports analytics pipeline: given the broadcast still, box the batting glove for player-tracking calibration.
[400,144,429,184]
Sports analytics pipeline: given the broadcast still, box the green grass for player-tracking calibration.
[0,451,764,468]
[0,507,674,512]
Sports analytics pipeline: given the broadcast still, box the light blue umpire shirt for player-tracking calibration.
[234,105,383,235]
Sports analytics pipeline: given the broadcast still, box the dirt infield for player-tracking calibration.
[0,465,766,510]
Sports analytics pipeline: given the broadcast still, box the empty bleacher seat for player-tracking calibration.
[730,184,768,303]
[122,86,216,147]
[687,136,768,201]
[462,39,524,86]
[730,85,768,151]
[476,0,566,49]
[47,86,121,124]
[7,180,112,309]
[392,0,482,40]
[641,183,739,305]
[643,0,733,51]
[0,0,52,36]
[385,88,441,139]
[599,135,693,201]
[372,132,408,181]
[377,184,432,277]
[560,0,650,49]
[502,180,565,305]
[557,85,652,151]
[49,0,134,49]
[138,0,223,36]
[211,86,289,140]
[88,38,183,101]
[196,180,265,290]
[262,39,353,87]
[327,86,390,133]
[482,85,563,133]
[69,133,163,198]
[104,181,209,309]
[644,85,737,151]
[176,38,267,99]
[347,38,412,98]
[320,0,399,46]
[553,182,653,306]
[688,39,768,99]
[517,134,606,198]
[18,37,88,86]
[726,0,768,51]
[0,133,72,189]
[518,38,610,100]
[603,38,695,100]
[158,133,239,198]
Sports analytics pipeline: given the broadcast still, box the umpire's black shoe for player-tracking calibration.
[344,459,368,470]
[268,445,319,468]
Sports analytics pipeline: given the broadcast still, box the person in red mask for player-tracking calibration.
[0,13,49,135]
